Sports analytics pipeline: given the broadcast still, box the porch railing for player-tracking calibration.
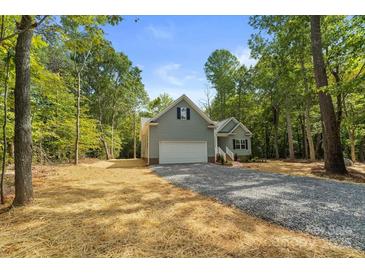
[217,146,226,162]
[226,146,235,160]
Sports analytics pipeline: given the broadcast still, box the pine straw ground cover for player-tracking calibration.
[238,160,365,184]
[0,159,364,258]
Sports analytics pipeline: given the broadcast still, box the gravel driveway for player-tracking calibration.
[152,163,365,251]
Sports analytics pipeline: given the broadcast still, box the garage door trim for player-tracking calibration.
[159,141,208,164]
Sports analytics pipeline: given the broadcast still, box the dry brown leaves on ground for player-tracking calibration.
[0,159,364,257]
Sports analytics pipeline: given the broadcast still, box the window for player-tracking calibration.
[181,107,187,120]
[233,139,247,149]
[241,139,246,149]
[177,107,190,120]
[233,139,240,149]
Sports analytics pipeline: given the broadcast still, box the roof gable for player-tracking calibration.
[231,122,252,136]
[217,117,252,136]
[150,94,215,125]
[220,119,237,133]
[215,118,230,132]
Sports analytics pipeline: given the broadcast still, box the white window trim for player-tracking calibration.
[234,139,247,150]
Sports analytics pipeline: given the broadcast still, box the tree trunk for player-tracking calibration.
[359,137,365,163]
[8,142,14,159]
[74,72,81,165]
[331,69,343,126]
[238,83,243,121]
[321,120,327,162]
[264,123,269,159]
[219,94,224,120]
[0,51,10,204]
[39,140,44,165]
[273,124,279,159]
[97,97,110,160]
[300,57,316,161]
[286,110,295,160]
[101,137,110,160]
[222,92,226,119]
[315,133,323,159]
[133,111,137,159]
[304,107,316,161]
[272,106,279,159]
[349,128,356,163]
[13,15,34,206]
[300,114,308,159]
[111,113,115,159]
[310,15,346,174]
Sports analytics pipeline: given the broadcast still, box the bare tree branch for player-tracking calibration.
[79,48,92,73]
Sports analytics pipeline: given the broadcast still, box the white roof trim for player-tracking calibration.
[229,121,253,136]
[149,94,215,125]
[216,117,234,132]
[216,132,230,137]
[229,123,240,133]
[216,116,252,136]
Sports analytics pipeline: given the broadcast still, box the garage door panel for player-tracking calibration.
[159,141,207,164]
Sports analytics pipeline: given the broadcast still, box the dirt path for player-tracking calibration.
[0,160,363,257]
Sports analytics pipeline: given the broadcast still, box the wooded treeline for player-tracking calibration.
[0,16,152,165]
[0,16,168,204]
[204,16,365,172]
[1,15,364,206]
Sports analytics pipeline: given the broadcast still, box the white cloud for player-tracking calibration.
[146,25,173,39]
[183,71,202,81]
[153,64,208,104]
[155,63,183,86]
[155,64,206,87]
[136,64,144,70]
[234,47,257,68]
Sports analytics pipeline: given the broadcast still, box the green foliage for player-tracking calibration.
[0,15,148,164]
[204,49,240,120]
[1,15,364,165]
[204,15,365,161]
[145,92,174,117]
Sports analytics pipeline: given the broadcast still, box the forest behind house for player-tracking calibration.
[0,15,365,206]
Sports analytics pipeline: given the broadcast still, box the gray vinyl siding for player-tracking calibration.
[220,120,237,133]
[217,126,251,156]
[149,99,215,158]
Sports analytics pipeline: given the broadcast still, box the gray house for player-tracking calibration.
[140,94,252,165]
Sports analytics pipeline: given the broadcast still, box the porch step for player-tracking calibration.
[226,154,234,161]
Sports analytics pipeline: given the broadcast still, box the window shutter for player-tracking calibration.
[245,139,248,150]
[187,108,190,120]
[233,139,235,149]
[177,107,181,119]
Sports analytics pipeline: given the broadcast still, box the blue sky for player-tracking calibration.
[103,16,256,105]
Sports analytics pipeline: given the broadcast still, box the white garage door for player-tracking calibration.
[159,141,208,164]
